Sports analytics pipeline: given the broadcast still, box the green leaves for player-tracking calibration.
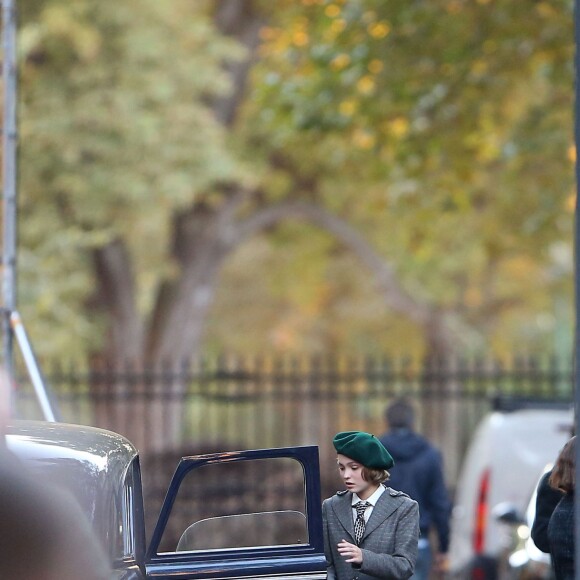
[12,0,575,359]
[232,0,575,353]
[17,0,245,357]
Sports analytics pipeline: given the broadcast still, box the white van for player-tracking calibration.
[448,399,572,579]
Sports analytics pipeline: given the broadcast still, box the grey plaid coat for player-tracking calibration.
[322,486,419,580]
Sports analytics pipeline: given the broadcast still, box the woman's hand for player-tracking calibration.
[337,540,363,564]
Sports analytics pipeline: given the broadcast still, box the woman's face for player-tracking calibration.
[337,454,376,499]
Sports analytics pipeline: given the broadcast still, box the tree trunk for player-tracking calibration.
[90,196,459,451]
[92,238,144,362]
[85,2,462,453]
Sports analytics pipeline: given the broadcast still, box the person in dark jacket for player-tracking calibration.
[531,468,563,553]
[547,436,575,580]
[379,399,451,580]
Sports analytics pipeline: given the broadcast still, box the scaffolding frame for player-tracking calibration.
[1,0,55,421]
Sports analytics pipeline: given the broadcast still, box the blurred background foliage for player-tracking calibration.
[8,0,575,362]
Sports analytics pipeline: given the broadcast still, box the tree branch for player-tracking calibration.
[212,0,265,127]
[232,200,436,328]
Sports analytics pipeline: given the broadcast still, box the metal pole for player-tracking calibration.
[574,1,580,578]
[0,3,57,423]
[10,312,56,422]
[1,0,17,383]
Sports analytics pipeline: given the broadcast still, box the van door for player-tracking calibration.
[144,445,326,580]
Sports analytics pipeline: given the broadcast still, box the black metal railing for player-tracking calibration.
[12,354,572,472]
[12,354,573,542]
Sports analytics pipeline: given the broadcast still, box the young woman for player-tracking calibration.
[322,431,419,580]
[548,436,576,580]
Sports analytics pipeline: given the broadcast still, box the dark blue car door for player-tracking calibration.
[144,445,326,580]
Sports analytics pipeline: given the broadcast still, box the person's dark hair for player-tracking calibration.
[549,436,575,494]
[361,466,390,484]
[385,398,415,430]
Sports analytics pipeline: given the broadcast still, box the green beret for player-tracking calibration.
[333,431,394,470]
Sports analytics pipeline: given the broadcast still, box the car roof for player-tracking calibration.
[4,420,139,557]
[5,419,138,463]
[5,420,139,500]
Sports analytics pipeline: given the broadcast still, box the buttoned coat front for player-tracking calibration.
[323,486,419,580]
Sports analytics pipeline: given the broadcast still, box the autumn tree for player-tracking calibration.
[12,0,575,446]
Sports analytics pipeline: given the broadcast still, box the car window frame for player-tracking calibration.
[144,445,325,579]
[114,456,147,572]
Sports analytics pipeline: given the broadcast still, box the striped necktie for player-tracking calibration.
[354,501,370,545]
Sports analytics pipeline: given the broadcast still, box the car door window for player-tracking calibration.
[145,446,326,580]
[159,457,307,553]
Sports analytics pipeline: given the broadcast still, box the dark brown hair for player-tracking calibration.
[362,466,390,484]
[385,398,415,430]
[549,436,576,494]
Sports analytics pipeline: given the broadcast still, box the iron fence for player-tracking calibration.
[14,354,573,470]
[12,354,574,542]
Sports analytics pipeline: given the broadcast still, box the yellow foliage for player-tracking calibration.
[478,137,501,162]
[367,21,391,39]
[471,59,488,76]
[357,75,376,95]
[503,256,537,279]
[451,191,472,211]
[339,99,357,117]
[568,144,576,163]
[270,324,299,351]
[389,117,410,138]
[368,59,384,74]
[464,287,482,308]
[330,53,351,71]
[566,193,576,213]
[44,5,102,62]
[325,4,341,18]
[330,19,347,35]
[440,63,455,76]
[308,284,333,315]
[293,31,309,47]
[362,11,377,24]
[258,26,289,57]
[483,40,497,54]
[446,1,463,14]
[259,26,280,42]
[531,51,550,69]
[536,2,557,18]
[353,129,375,149]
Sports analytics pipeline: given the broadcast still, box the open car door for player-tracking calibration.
[145,445,326,580]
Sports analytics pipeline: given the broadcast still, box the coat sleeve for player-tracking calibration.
[322,499,337,580]
[359,499,419,580]
[531,471,563,553]
[427,449,451,553]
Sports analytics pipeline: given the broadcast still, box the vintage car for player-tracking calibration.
[6,419,327,580]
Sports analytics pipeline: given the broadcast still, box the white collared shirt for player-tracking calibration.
[351,484,385,523]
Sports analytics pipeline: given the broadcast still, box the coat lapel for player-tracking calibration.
[332,492,356,541]
[362,489,400,541]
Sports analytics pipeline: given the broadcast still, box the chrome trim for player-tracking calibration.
[204,575,326,580]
